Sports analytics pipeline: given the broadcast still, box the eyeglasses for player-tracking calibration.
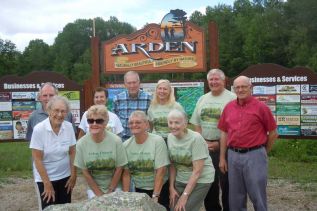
[87,118,105,124]
[233,85,250,90]
[52,109,67,115]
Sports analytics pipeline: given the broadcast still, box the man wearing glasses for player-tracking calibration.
[218,76,278,211]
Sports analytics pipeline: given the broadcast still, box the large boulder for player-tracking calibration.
[44,191,166,211]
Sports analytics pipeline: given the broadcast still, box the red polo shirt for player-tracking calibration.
[218,96,277,148]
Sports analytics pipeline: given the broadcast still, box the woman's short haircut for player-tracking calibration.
[94,87,108,98]
[87,105,109,123]
[47,96,70,113]
[167,109,188,123]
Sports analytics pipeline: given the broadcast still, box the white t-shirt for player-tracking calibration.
[79,110,123,135]
[30,118,76,182]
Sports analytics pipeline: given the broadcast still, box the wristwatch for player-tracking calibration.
[152,192,160,198]
[183,192,189,196]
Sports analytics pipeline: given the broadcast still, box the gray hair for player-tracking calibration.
[207,69,225,81]
[167,109,188,123]
[47,96,70,113]
[87,105,109,122]
[39,82,58,94]
[124,71,140,83]
[129,110,148,122]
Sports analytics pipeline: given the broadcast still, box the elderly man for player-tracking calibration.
[26,82,74,140]
[218,76,278,211]
[190,69,236,211]
[113,71,152,141]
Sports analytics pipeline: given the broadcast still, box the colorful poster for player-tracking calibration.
[277,125,301,136]
[0,121,13,140]
[276,84,300,94]
[11,92,36,99]
[301,105,317,115]
[59,91,80,100]
[254,95,276,104]
[12,101,36,111]
[303,84,317,94]
[276,95,300,103]
[276,103,301,115]
[0,92,11,101]
[268,105,276,115]
[301,94,317,104]
[0,111,12,121]
[0,102,12,111]
[13,120,27,139]
[12,110,33,120]
[71,109,80,124]
[301,123,317,136]
[68,100,80,110]
[276,116,300,125]
[301,116,317,123]
[253,86,276,95]
[106,88,125,111]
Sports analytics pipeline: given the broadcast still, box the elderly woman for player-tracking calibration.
[30,96,77,210]
[74,105,127,199]
[167,109,214,211]
[148,79,184,140]
[122,110,170,209]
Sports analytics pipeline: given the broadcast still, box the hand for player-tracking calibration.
[206,141,219,152]
[152,196,159,203]
[219,158,228,174]
[65,174,77,194]
[175,194,188,211]
[42,181,55,203]
[169,186,179,209]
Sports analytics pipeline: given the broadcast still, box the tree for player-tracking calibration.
[0,38,20,76]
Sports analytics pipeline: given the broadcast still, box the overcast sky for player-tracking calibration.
[0,0,234,52]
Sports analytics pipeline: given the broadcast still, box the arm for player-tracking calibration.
[106,167,123,194]
[174,159,205,211]
[266,129,278,153]
[122,169,131,192]
[82,169,104,197]
[77,129,85,139]
[32,149,55,203]
[65,145,77,193]
[169,163,179,208]
[152,166,167,201]
[219,130,228,174]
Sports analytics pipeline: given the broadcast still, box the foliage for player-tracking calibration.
[0,38,20,76]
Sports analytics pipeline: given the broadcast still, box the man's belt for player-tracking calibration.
[205,139,219,142]
[228,145,264,153]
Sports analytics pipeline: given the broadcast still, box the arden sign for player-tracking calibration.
[103,10,206,73]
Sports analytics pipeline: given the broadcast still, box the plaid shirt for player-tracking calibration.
[113,89,152,139]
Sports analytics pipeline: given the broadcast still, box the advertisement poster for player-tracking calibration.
[59,91,80,100]
[68,100,80,110]
[276,84,300,94]
[301,84,317,94]
[268,105,276,115]
[0,102,12,111]
[277,125,301,136]
[106,88,125,111]
[12,110,32,120]
[301,94,317,104]
[71,109,80,124]
[301,123,317,136]
[276,95,300,103]
[276,116,300,125]
[13,120,27,139]
[11,92,36,99]
[301,105,317,115]
[0,111,12,121]
[0,121,13,140]
[254,95,276,104]
[0,92,11,101]
[301,115,317,123]
[276,103,301,115]
[12,101,36,111]
[253,86,276,95]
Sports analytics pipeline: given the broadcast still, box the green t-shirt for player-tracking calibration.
[74,131,128,192]
[123,133,170,190]
[167,129,214,184]
[190,89,236,140]
[148,102,184,138]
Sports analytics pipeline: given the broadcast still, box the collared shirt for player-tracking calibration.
[218,96,277,148]
[113,89,152,139]
[29,118,76,182]
[26,107,74,141]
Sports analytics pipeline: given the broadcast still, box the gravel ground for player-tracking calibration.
[0,176,316,211]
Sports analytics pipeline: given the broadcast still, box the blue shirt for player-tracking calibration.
[113,89,152,139]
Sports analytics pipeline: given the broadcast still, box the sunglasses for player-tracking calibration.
[87,118,105,124]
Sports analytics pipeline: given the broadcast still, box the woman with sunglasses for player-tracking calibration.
[74,105,128,199]
[30,96,76,210]
[122,110,170,209]
[148,79,184,141]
